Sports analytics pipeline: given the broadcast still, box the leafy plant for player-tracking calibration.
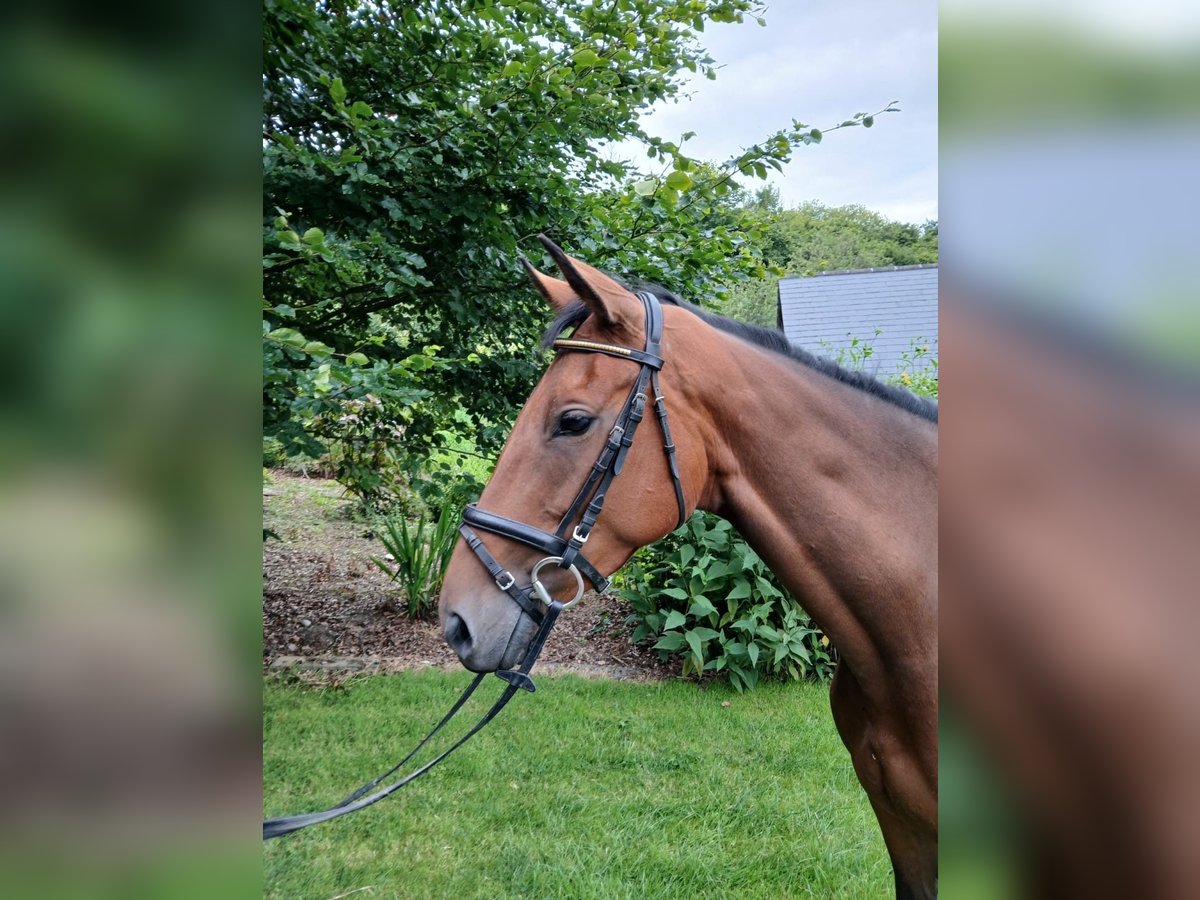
[819,327,882,370]
[619,513,836,690]
[372,504,459,619]
[894,338,938,398]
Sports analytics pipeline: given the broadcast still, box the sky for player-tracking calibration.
[609,0,938,225]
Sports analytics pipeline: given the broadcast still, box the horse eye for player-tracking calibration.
[555,410,594,436]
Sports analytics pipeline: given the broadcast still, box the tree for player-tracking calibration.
[721,202,938,327]
[262,0,897,504]
[265,1,766,466]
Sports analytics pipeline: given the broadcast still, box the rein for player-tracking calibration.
[262,291,685,840]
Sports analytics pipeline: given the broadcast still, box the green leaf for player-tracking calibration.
[756,576,782,598]
[690,627,720,643]
[684,630,703,668]
[573,48,600,67]
[747,642,760,668]
[349,101,373,119]
[663,610,687,630]
[705,560,730,579]
[329,77,346,105]
[863,115,874,128]
[727,579,753,600]
[809,128,822,143]
[632,178,656,196]
[302,341,332,356]
[679,544,695,567]
[757,626,782,643]
[267,327,306,348]
[660,587,689,601]
[789,641,811,662]
[302,227,324,246]
[653,632,685,651]
[501,60,524,77]
[664,170,692,191]
[346,352,369,366]
[688,595,717,620]
[313,363,332,393]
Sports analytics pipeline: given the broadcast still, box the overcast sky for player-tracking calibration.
[609,0,937,224]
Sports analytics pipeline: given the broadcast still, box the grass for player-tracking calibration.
[264,671,889,899]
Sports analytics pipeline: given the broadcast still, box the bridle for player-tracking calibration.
[263,290,686,840]
[459,289,687,635]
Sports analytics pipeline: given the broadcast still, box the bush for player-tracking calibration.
[619,513,836,690]
[372,502,459,620]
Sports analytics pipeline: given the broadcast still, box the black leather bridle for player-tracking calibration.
[263,290,686,840]
[459,289,687,630]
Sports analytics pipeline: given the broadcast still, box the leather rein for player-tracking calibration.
[263,291,685,840]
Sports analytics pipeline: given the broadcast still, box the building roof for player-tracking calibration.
[778,264,938,375]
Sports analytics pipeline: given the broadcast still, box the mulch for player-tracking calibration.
[263,472,675,682]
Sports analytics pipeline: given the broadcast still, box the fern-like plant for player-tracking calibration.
[372,505,459,619]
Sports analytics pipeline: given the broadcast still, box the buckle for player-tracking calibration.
[571,525,590,545]
[495,571,515,591]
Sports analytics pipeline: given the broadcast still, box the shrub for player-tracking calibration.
[372,502,459,620]
[618,513,836,690]
[311,393,412,514]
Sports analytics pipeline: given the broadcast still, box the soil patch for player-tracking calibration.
[263,472,675,681]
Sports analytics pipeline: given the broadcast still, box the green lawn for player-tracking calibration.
[264,671,888,899]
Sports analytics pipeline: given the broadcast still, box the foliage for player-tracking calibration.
[767,202,938,274]
[819,328,882,371]
[720,202,939,327]
[372,503,460,619]
[819,331,938,398]
[895,339,939,398]
[263,0,899,505]
[619,513,836,689]
[262,307,441,456]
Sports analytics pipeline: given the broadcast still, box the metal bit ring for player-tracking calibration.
[529,557,585,609]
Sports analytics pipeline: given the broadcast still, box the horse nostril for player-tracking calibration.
[444,613,472,655]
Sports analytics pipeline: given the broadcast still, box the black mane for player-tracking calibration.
[542,283,939,424]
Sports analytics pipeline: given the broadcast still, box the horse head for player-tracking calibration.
[438,237,706,672]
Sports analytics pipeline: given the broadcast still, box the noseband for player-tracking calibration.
[458,289,687,630]
[263,290,686,840]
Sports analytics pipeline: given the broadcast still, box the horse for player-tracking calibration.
[438,236,938,899]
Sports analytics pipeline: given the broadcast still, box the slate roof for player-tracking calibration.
[777,264,938,375]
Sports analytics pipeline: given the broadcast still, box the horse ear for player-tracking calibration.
[537,234,638,329]
[520,258,575,313]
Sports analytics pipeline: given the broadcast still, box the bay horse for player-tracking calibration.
[438,236,938,898]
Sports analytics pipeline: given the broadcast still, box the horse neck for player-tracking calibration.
[678,329,938,673]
